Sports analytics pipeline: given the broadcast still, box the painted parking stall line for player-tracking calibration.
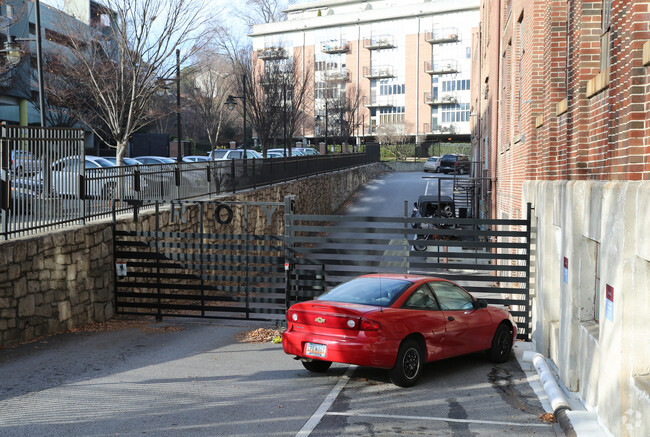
[295,366,356,437]
[324,412,552,428]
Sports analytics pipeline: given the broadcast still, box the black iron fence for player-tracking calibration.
[1,125,373,240]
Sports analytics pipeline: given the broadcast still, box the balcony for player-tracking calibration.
[424,124,458,135]
[257,47,289,61]
[321,41,350,54]
[364,96,396,108]
[424,60,460,75]
[323,69,350,82]
[364,35,396,50]
[424,92,459,105]
[425,28,459,45]
[363,65,395,79]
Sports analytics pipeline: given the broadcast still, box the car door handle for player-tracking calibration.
[447,316,455,321]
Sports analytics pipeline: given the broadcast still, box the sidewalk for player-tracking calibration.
[514,342,612,437]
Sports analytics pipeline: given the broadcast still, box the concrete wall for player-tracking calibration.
[523,180,650,437]
[0,164,382,348]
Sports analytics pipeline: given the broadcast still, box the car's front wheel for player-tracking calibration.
[301,359,332,373]
[487,324,513,363]
[389,339,424,387]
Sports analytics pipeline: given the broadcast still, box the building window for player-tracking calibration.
[600,0,612,72]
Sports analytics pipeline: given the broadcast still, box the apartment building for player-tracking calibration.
[472,1,650,436]
[250,0,479,148]
[0,0,113,126]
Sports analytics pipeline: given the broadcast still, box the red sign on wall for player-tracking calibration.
[606,284,614,302]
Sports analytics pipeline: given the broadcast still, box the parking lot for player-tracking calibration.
[0,318,561,436]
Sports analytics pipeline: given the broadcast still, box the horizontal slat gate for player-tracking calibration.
[285,203,533,340]
[114,201,286,321]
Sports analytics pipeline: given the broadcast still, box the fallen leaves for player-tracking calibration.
[235,328,284,343]
[539,413,556,423]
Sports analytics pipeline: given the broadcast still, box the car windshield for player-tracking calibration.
[317,277,411,307]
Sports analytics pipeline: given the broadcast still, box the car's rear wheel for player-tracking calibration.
[389,339,424,387]
[301,359,332,373]
[458,167,465,175]
[487,324,513,363]
[413,235,427,252]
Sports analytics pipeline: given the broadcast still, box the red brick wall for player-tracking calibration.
[479,0,650,220]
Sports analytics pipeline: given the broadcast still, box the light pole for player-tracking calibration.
[226,74,248,165]
[157,49,183,161]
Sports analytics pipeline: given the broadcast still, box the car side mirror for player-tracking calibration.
[475,299,488,309]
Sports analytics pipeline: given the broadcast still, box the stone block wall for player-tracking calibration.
[0,164,382,348]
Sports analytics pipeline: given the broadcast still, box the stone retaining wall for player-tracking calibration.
[0,164,382,348]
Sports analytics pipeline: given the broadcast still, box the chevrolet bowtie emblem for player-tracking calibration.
[315,317,326,324]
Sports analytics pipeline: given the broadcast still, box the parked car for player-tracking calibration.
[183,155,211,162]
[10,150,42,176]
[49,155,138,199]
[423,156,441,173]
[266,148,304,157]
[208,149,262,160]
[132,156,176,165]
[266,151,284,158]
[102,157,142,166]
[439,154,470,175]
[283,274,516,387]
[296,147,320,155]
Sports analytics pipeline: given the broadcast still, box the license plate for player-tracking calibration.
[305,342,327,358]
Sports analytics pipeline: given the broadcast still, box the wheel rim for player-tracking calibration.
[402,347,420,380]
[496,330,512,357]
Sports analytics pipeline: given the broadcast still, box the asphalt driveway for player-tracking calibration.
[0,317,560,436]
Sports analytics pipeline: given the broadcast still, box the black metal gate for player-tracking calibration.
[285,202,533,340]
[113,199,288,321]
[113,198,533,340]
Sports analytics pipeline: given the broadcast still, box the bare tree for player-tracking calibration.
[327,84,363,151]
[235,0,296,31]
[376,123,414,160]
[46,0,213,164]
[183,51,236,151]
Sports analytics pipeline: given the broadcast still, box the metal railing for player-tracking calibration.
[1,133,375,241]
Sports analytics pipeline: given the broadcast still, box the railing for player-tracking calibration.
[424,60,460,75]
[364,95,396,107]
[257,47,289,60]
[364,35,396,50]
[1,149,374,240]
[424,92,459,105]
[321,41,349,54]
[363,65,395,79]
[323,68,350,82]
[424,28,459,44]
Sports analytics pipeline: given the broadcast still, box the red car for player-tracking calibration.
[283,274,517,387]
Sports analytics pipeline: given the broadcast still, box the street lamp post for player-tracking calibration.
[226,74,248,166]
[158,49,183,162]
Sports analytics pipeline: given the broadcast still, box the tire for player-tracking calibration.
[413,235,427,252]
[389,339,424,387]
[435,167,441,173]
[301,360,332,373]
[487,324,513,363]
[458,167,464,175]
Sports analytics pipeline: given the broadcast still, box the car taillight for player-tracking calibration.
[360,318,380,331]
[288,311,298,322]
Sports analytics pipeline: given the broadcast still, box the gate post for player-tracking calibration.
[284,195,295,312]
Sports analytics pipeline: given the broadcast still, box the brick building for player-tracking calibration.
[472,1,650,435]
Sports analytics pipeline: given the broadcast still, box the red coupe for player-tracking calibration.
[283,274,517,387]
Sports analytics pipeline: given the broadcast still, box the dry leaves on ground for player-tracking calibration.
[235,328,284,343]
[538,413,556,423]
[68,317,184,334]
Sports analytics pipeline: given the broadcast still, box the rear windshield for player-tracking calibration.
[317,277,411,307]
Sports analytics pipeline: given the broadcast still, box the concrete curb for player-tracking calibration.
[523,351,577,437]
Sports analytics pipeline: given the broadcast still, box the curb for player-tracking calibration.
[522,351,577,437]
